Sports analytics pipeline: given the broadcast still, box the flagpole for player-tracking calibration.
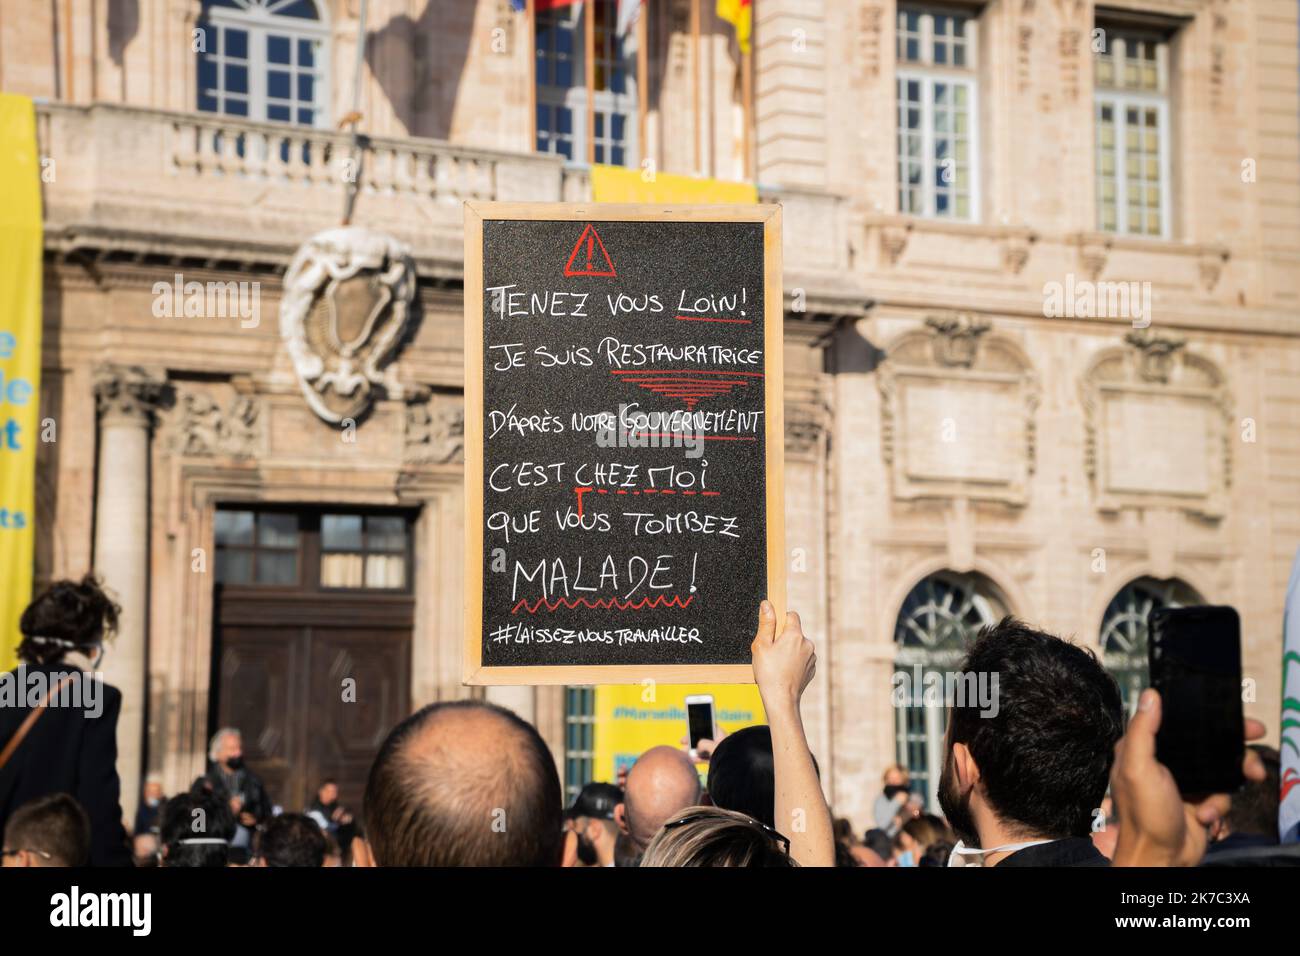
[742,44,753,181]
[691,0,700,175]
[637,1,648,170]
[707,2,716,178]
[341,0,369,226]
[585,0,596,166]
[64,0,73,99]
[527,0,536,154]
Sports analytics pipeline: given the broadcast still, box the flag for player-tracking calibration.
[617,0,643,38]
[716,0,752,55]
[1282,546,1300,842]
[531,2,639,41]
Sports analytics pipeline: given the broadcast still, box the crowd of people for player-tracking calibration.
[0,575,1278,868]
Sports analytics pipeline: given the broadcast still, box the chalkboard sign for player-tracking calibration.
[463,203,784,685]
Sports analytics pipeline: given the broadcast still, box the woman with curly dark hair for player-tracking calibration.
[0,575,130,866]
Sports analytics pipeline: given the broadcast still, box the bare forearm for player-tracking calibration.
[765,698,835,867]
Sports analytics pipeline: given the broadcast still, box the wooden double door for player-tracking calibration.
[210,507,415,815]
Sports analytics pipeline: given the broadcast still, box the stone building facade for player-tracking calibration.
[2,0,1297,826]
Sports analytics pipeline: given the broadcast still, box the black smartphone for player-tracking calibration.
[1147,605,1245,795]
[685,694,716,754]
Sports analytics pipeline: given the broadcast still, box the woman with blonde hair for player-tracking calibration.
[640,806,795,868]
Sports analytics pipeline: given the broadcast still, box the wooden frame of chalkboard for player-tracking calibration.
[463,202,784,685]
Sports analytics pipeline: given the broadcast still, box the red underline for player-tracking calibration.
[511,594,695,614]
[610,369,765,377]
[633,432,757,441]
[617,378,749,385]
[675,315,752,324]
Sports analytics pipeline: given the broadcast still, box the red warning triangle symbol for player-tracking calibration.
[563,223,617,277]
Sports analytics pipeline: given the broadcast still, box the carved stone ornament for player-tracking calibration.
[170,389,261,458]
[405,396,465,465]
[856,2,884,80]
[279,226,417,424]
[1199,248,1229,292]
[881,222,913,265]
[1017,24,1034,93]
[1076,234,1112,280]
[785,401,828,457]
[1002,232,1033,275]
[1058,28,1082,102]
[1124,329,1185,384]
[925,313,991,368]
[93,364,169,426]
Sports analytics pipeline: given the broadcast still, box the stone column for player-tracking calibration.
[485,685,536,725]
[93,365,167,824]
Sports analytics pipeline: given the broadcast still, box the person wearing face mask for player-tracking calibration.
[197,727,271,851]
[892,815,949,867]
[0,575,131,866]
[133,777,165,835]
[872,765,914,837]
[562,782,623,867]
[937,617,1125,867]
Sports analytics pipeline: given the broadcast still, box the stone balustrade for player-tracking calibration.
[36,103,566,268]
[35,102,860,306]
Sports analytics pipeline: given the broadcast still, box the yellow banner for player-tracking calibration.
[590,165,757,205]
[0,94,43,671]
[593,684,766,784]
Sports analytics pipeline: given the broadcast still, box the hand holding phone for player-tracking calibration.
[1110,687,1268,866]
[1147,605,1245,795]
[685,695,716,761]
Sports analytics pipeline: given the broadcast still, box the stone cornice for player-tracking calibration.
[859,292,1300,341]
[44,227,466,288]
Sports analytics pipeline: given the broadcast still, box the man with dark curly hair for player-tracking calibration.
[939,616,1125,867]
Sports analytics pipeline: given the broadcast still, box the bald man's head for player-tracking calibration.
[363,701,562,866]
[622,746,702,850]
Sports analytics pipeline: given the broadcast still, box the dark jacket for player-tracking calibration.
[998,837,1110,867]
[197,761,271,824]
[133,799,161,835]
[0,664,131,867]
[307,797,356,849]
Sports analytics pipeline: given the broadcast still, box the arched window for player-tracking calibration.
[197,0,330,127]
[893,571,1008,808]
[1100,576,1203,716]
